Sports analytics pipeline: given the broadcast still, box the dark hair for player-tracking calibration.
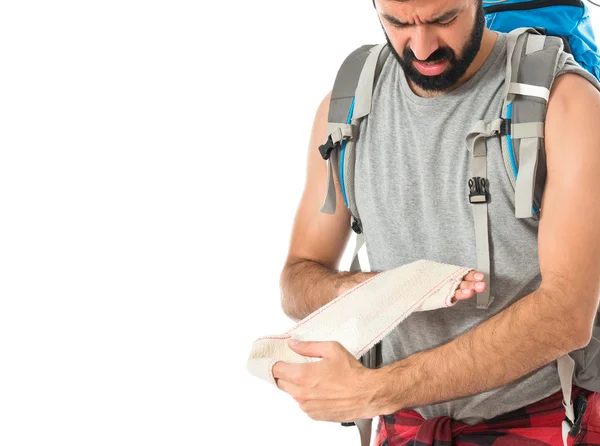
[372,0,482,8]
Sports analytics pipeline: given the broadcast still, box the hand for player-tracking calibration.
[272,339,380,422]
[338,270,486,303]
[451,270,487,304]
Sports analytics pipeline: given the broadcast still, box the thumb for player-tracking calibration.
[287,339,325,358]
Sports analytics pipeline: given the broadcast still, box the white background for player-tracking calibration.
[0,1,598,445]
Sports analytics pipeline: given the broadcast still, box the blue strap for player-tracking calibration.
[340,97,356,208]
[506,103,537,214]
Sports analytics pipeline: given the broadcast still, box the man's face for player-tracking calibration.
[376,0,485,93]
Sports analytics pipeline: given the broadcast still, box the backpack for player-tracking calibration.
[317,2,600,445]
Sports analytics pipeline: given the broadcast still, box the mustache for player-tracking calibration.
[402,46,455,64]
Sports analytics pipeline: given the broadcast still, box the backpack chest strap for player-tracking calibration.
[466,118,504,310]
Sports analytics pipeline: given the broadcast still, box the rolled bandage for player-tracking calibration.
[247,259,474,385]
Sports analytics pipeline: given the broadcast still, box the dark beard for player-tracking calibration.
[384,3,485,93]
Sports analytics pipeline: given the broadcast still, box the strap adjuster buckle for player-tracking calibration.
[351,218,363,234]
[319,125,356,161]
[469,177,488,204]
[318,135,338,161]
[566,395,588,438]
[500,118,512,136]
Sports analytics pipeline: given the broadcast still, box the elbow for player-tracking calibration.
[573,313,594,350]
[279,263,302,322]
[280,295,301,322]
[538,283,596,350]
[568,298,597,350]
[577,294,599,348]
[279,286,296,321]
[280,294,302,323]
[560,316,591,353]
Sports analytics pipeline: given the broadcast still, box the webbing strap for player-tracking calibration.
[355,419,372,446]
[353,44,388,120]
[320,149,338,215]
[472,156,492,310]
[350,230,374,446]
[526,34,546,55]
[508,82,551,102]
[350,233,364,272]
[503,28,529,112]
[350,232,371,273]
[511,122,544,140]
[558,354,576,446]
[466,119,502,310]
[330,124,357,145]
[515,138,541,218]
[510,123,544,218]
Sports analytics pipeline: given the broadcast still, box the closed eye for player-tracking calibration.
[437,16,458,27]
[383,9,461,29]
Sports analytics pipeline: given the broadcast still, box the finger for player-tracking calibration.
[273,361,311,384]
[451,287,473,303]
[475,281,487,292]
[460,275,487,291]
[458,278,487,294]
[463,270,485,282]
[288,339,331,358]
[459,280,474,290]
[452,279,487,303]
[272,361,294,382]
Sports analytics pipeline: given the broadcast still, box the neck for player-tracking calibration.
[409,29,499,98]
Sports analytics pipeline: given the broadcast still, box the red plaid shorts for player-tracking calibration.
[374,386,599,445]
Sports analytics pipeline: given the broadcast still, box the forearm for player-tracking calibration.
[373,287,588,414]
[280,258,376,321]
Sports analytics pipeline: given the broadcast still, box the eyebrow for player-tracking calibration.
[382,7,462,26]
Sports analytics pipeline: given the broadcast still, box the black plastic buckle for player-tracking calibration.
[469,177,488,204]
[500,118,511,136]
[341,422,355,427]
[566,395,588,438]
[351,218,363,234]
[318,136,338,161]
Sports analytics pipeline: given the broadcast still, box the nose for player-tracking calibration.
[409,25,439,61]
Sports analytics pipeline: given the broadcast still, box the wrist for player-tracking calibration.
[370,364,405,416]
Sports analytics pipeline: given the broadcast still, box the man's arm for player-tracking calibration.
[280,92,376,322]
[371,73,600,415]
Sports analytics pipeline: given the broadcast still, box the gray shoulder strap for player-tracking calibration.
[318,45,375,216]
[328,45,376,124]
[502,28,564,219]
[319,44,390,220]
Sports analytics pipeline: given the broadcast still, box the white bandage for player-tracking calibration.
[247,259,473,385]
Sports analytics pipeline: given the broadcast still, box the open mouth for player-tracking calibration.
[413,59,449,76]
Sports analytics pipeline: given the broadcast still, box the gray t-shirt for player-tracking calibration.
[353,31,600,424]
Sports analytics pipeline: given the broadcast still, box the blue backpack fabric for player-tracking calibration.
[483,0,600,80]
